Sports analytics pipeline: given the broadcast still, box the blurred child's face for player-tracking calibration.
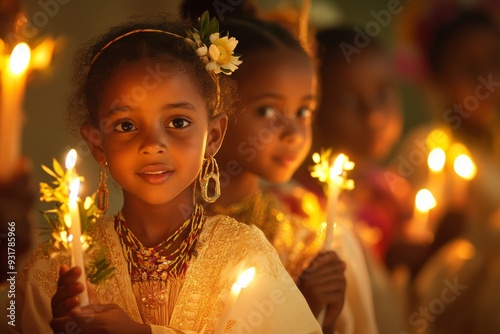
[435,27,500,127]
[218,50,316,183]
[318,48,402,161]
[89,58,211,206]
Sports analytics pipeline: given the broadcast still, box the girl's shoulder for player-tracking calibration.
[203,213,271,246]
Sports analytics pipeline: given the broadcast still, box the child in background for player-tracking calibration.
[11,14,321,333]
[310,27,410,263]
[181,3,347,331]
[294,26,411,334]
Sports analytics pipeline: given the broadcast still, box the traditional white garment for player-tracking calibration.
[6,214,322,333]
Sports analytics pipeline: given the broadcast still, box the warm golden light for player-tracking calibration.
[428,148,446,172]
[69,178,80,202]
[330,154,345,178]
[455,240,475,260]
[236,267,255,289]
[64,213,72,228]
[312,152,320,164]
[9,43,31,75]
[415,189,437,212]
[65,149,77,170]
[454,154,476,180]
[31,38,55,70]
[426,129,450,150]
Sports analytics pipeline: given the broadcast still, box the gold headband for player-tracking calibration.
[89,29,184,68]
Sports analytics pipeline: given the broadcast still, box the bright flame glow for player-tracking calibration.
[31,38,55,70]
[69,178,80,202]
[236,267,255,289]
[9,43,31,74]
[415,189,437,212]
[426,129,450,150]
[231,282,242,294]
[330,154,346,179]
[65,149,77,170]
[312,152,320,164]
[67,234,73,242]
[428,148,446,172]
[454,154,476,180]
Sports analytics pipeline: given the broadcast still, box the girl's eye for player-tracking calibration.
[297,108,313,119]
[114,121,136,132]
[167,118,190,129]
[257,107,279,118]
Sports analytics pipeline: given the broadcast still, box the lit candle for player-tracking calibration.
[312,152,354,251]
[216,267,256,334]
[65,149,89,306]
[0,42,30,182]
[408,189,436,241]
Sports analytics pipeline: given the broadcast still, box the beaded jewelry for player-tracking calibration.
[115,204,206,282]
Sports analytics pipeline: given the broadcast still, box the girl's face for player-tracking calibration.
[218,50,316,183]
[83,58,223,207]
[319,48,402,161]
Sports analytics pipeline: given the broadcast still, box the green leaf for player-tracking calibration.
[207,18,219,36]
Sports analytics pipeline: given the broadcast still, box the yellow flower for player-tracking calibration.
[207,33,242,75]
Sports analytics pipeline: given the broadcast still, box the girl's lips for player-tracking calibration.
[273,155,298,167]
[137,164,173,184]
[138,170,173,185]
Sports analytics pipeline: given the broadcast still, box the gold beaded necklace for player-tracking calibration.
[115,204,205,282]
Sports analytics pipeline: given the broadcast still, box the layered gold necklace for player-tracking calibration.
[115,204,205,282]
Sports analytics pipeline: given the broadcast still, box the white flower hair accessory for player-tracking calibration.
[185,11,242,75]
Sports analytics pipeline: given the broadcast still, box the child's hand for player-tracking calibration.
[50,304,150,334]
[298,251,346,327]
[51,264,85,318]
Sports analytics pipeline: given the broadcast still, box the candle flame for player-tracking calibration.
[454,154,476,180]
[236,267,255,288]
[69,178,80,202]
[330,154,346,179]
[9,43,31,75]
[231,282,242,294]
[428,148,446,172]
[67,234,73,242]
[65,149,77,169]
[310,150,355,190]
[415,189,436,212]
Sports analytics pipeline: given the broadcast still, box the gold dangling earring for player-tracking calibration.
[199,156,220,203]
[96,162,109,217]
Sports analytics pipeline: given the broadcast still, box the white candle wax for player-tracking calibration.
[215,267,255,334]
[68,178,89,306]
[323,183,339,251]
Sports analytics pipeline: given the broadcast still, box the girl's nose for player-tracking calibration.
[139,128,167,155]
[280,117,304,145]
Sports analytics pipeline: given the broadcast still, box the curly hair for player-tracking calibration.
[66,14,234,134]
